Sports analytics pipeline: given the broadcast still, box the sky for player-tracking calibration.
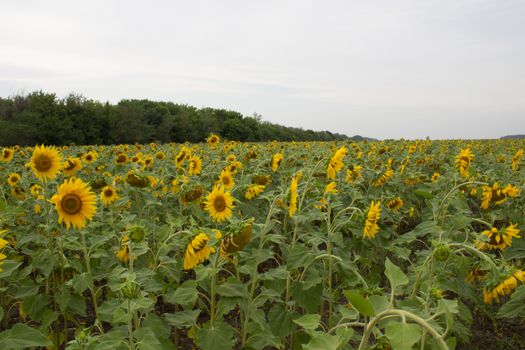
[1,0,524,140]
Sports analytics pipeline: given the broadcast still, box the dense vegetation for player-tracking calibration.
[0,91,348,146]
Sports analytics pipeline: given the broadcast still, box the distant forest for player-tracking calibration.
[0,91,348,146]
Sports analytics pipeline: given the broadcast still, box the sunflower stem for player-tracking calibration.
[80,230,104,334]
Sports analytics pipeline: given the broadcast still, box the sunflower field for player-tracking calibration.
[0,137,524,350]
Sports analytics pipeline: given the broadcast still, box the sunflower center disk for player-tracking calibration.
[104,189,113,197]
[213,196,227,212]
[35,155,52,171]
[62,194,82,214]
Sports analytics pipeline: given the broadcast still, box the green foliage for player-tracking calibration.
[0,92,348,145]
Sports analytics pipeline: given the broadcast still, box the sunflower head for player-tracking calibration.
[204,185,235,222]
[219,169,234,189]
[100,185,118,206]
[207,134,221,146]
[1,148,15,163]
[26,145,62,182]
[50,178,97,229]
[62,157,82,176]
[7,173,21,187]
[184,233,215,270]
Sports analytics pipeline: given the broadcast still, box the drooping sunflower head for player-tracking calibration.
[272,153,283,172]
[62,157,82,176]
[455,147,474,178]
[363,200,381,239]
[204,185,235,222]
[7,173,21,187]
[184,233,215,270]
[220,220,254,259]
[245,184,265,200]
[476,224,521,251]
[26,145,62,182]
[50,178,97,229]
[100,185,118,206]
[386,197,404,211]
[324,181,338,195]
[483,269,525,304]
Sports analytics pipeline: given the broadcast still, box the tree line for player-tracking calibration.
[0,91,348,146]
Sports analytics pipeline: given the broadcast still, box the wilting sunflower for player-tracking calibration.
[220,220,253,259]
[26,145,62,181]
[511,149,523,171]
[324,181,338,195]
[50,178,97,229]
[386,197,404,211]
[218,168,235,190]
[62,157,82,176]
[245,184,265,200]
[252,175,271,186]
[272,153,283,172]
[455,147,474,178]
[116,236,131,262]
[483,269,525,304]
[181,186,204,204]
[175,147,189,168]
[476,224,520,251]
[184,233,215,270]
[1,147,14,163]
[345,165,363,183]
[327,146,348,180]
[126,171,150,188]
[372,168,394,187]
[207,133,221,147]
[363,201,381,239]
[480,183,520,209]
[7,173,21,187]
[204,185,235,222]
[100,186,118,206]
[188,155,202,176]
[289,174,299,218]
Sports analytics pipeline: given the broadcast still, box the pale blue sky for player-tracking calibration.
[1,0,524,139]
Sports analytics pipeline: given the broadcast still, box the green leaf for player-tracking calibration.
[268,305,296,338]
[164,310,200,328]
[293,314,321,330]
[0,323,53,349]
[216,277,248,298]
[0,261,22,279]
[385,258,408,294]
[504,238,525,260]
[195,321,234,350]
[165,281,197,309]
[291,282,323,313]
[343,290,375,317]
[70,272,92,294]
[497,285,525,319]
[302,332,341,350]
[385,322,421,350]
[369,295,392,314]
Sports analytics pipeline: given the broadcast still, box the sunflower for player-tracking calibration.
[184,233,215,270]
[83,151,98,164]
[252,175,270,186]
[245,184,265,200]
[188,155,202,176]
[50,178,97,229]
[207,134,221,147]
[480,183,520,209]
[116,236,131,262]
[181,186,204,204]
[26,145,62,181]
[204,185,235,222]
[345,165,363,183]
[125,171,150,188]
[220,221,253,259]
[289,174,299,218]
[155,151,166,160]
[363,201,381,239]
[324,181,338,195]
[455,147,474,178]
[100,186,118,206]
[483,270,525,304]
[431,172,440,182]
[327,146,348,180]
[272,153,283,172]
[372,168,394,187]
[228,161,243,174]
[7,173,21,187]
[62,157,82,176]
[175,147,189,168]
[219,169,234,190]
[511,149,523,171]
[11,187,26,201]
[386,197,404,211]
[115,153,129,164]
[1,147,14,163]
[476,224,520,251]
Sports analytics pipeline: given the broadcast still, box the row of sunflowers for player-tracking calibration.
[0,136,524,349]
